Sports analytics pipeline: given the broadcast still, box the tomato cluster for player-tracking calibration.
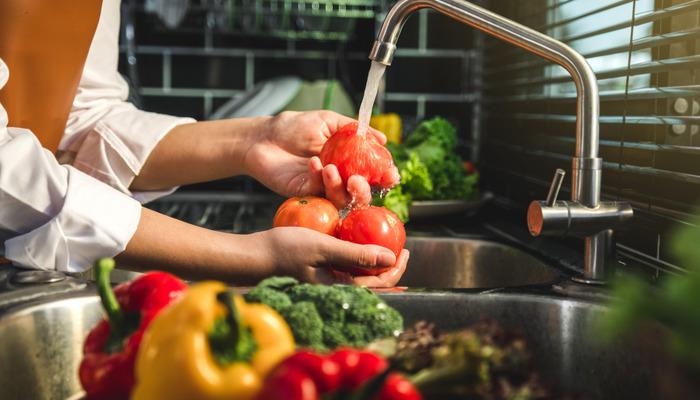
[273,123,405,276]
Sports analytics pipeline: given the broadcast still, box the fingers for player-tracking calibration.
[369,128,387,145]
[322,164,349,209]
[353,249,409,288]
[318,110,387,145]
[314,268,354,285]
[322,166,374,209]
[319,235,397,271]
[304,157,324,195]
[346,175,372,207]
[381,165,401,189]
[320,110,354,133]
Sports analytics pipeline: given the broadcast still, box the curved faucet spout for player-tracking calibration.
[370,0,599,163]
[370,0,633,283]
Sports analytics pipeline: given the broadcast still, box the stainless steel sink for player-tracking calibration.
[0,292,102,400]
[0,289,689,400]
[400,237,561,288]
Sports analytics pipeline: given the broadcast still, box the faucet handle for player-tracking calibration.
[546,169,566,206]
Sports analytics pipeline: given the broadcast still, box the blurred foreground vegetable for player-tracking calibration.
[132,282,295,400]
[245,277,403,351]
[599,211,700,374]
[256,348,421,400]
[79,259,187,400]
[370,320,548,400]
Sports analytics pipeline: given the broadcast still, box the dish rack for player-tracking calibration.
[234,0,377,41]
[215,0,381,41]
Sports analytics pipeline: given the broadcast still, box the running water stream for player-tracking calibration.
[356,61,386,137]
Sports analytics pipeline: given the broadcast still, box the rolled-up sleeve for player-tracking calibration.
[0,59,141,272]
[60,0,195,203]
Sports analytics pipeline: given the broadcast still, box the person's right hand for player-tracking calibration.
[256,227,409,287]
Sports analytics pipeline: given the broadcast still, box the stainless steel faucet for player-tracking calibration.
[369,0,634,284]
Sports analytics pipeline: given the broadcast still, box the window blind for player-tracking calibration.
[482,0,700,275]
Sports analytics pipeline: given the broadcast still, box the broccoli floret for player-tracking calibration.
[344,322,370,347]
[256,276,299,290]
[367,304,404,339]
[282,301,325,350]
[247,279,404,351]
[244,287,292,312]
[288,284,349,323]
[338,285,382,322]
[322,322,349,348]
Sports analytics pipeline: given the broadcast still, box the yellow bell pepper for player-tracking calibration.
[370,113,403,144]
[132,282,295,400]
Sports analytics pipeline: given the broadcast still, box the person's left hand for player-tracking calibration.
[244,110,394,208]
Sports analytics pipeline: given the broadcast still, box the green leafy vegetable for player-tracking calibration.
[374,185,411,223]
[404,117,457,151]
[400,152,433,199]
[376,117,479,221]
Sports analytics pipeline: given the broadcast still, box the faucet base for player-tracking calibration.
[571,276,606,286]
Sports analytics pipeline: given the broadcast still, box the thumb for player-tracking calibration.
[319,236,397,270]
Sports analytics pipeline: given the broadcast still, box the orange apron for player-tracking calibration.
[0,1,103,264]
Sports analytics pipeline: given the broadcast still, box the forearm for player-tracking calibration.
[115,208,277,284]
[130,117,270,191]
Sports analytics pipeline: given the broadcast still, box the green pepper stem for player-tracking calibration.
[95,258,125,333]
[217,291,245,354]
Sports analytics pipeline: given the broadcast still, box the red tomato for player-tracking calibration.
[273,196,340,236]
[320,123,399,190]
[336,206,406,276]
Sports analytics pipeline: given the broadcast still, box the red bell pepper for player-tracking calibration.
[79,258,187,400]
[256,348,421,400]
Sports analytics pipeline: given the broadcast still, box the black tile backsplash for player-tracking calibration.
[253,57,330,83]
[141,95,203,121]
[385,57,466,94]
[171,55,247,89]
[426,11,474,49]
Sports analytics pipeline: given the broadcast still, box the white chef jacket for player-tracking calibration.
[0,0,195,272]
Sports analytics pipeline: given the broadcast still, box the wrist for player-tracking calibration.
[240,116,274,177]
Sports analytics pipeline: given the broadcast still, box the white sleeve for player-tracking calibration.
[0,59,142,273]
[60,0,195,204]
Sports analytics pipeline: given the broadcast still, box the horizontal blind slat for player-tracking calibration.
[485,54,700,88]
[486,138,700,185]
[486,26,700,75]
[487,85,700,103]
[490,112,700,125]
[485,0,700,64]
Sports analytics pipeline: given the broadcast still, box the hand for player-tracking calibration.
[258,227,409,287]
[244,111,394,208]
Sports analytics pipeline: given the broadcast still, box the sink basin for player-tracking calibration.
[0,289,687,400]
[400,237,562,288]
